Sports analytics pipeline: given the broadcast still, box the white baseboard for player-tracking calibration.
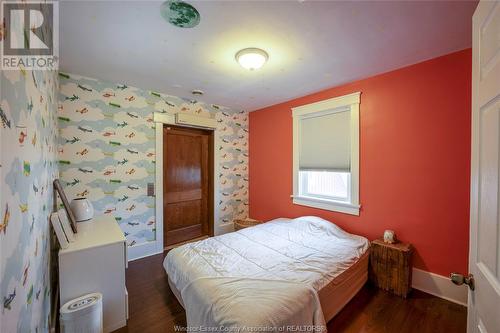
[127,241,162,262]
[412,268,468,306]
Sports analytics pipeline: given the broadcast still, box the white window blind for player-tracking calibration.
[292,92,360,215]
[299,110,351,172]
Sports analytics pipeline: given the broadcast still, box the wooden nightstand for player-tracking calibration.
[369,239,413,298]
[233,218,263,231]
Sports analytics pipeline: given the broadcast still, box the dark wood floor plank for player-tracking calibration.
[114,253,467,333]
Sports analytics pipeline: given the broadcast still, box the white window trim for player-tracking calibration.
[291,92,361,216]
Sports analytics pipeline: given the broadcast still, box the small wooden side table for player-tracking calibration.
[369,238,413,298]
[234,218,263,231]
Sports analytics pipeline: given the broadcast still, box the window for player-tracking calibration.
[299,170,350,201]
[292,92,360,215]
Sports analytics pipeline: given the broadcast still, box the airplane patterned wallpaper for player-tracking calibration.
[0,69,59,332]
[58,73,249,247]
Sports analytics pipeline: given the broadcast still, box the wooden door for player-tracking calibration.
[469,1,500,332]
[163,125,213,247]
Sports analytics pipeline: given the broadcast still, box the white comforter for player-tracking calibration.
[164,216,369,331]
[181,277,326,332]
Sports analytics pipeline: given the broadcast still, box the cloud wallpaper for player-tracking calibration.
[0,69,248,331]
[58,73,249,248]
[0,69,59,332]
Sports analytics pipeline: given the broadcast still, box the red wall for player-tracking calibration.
[249,49,471,276]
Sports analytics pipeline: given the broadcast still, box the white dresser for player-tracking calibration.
[59,215,128,332]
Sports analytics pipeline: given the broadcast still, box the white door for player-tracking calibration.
[469,1,500,332]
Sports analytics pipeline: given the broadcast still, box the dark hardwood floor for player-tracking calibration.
[114,253,467,333]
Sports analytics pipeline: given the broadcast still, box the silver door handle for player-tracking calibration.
[450,272,475,290]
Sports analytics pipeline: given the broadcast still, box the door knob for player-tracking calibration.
[450,272,475,290]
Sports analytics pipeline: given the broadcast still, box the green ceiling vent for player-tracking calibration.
[160,0,200,28]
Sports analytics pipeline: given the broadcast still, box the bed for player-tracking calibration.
[164,216,370,331]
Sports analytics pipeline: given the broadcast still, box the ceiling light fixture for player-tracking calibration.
[235,48,269,70]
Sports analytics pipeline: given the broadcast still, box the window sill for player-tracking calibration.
[291,195,360,216]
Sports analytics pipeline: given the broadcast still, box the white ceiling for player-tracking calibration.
[60,0,477,111]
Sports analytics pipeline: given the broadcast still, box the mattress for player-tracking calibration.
[168,251,369,322]
[164,216,370,322]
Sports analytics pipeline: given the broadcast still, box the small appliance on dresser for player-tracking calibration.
[58,215,128,332]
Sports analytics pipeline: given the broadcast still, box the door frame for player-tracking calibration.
[154,112,219,255]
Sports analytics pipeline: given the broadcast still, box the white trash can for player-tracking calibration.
[60,293,103,333]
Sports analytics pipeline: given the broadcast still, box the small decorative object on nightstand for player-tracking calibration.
[234,218,263,231]
[383,229,396,244]
[369,238,413,298]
